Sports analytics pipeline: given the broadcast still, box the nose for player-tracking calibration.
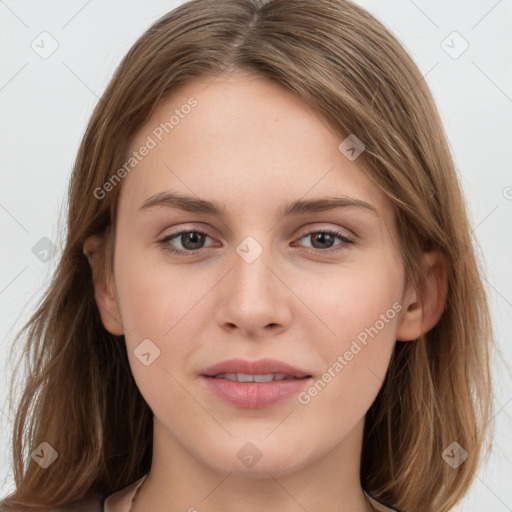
[215,240,292,339]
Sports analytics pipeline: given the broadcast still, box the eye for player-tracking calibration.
[293,229,355,253]
[159,228,354,257]
[159,229,216,256]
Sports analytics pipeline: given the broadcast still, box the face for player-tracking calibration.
[104,70,411,477]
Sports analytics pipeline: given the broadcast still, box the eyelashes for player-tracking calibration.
[158,228,355,257]
[160,229,212,256]
[292,229,355,252]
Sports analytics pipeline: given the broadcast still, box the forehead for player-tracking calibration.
[118,71,395,229]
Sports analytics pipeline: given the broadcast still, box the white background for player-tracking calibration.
[1,1,511,510]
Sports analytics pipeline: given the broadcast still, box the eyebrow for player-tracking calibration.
[138,191,379,218]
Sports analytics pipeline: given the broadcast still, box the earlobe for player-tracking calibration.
[396,251,448,342]
[83,234,124,336]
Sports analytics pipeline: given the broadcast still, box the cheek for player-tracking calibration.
[113,245,207,339]
[112,250,205,389]
[307,253,403,344]
[302,256,402,405]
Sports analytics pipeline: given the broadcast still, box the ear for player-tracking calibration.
[83,234,124,336]
[396,250,448,342]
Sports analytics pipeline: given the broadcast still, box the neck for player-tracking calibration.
[134,416,375,512]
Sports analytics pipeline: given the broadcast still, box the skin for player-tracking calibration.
[85,70,447,512]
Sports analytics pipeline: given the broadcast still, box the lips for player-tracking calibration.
[201,358,312,379]
[200,358,313,408]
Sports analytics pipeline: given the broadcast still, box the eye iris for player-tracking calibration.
[310,232,335,249]
[182,232,205,250]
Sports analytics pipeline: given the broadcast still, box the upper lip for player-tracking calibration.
[201,358,312,378]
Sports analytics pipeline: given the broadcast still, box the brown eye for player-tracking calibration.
[178,231,206,250]
[294,229,354,253]
[160,230,212,256]
[308,232,336,249]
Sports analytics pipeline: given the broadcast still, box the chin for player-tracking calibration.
[197,438,314,477]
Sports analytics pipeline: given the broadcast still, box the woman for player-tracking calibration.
[0,0,494,511]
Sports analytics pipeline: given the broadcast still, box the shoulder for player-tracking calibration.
[0,492,104,512]
[0,474,147,512]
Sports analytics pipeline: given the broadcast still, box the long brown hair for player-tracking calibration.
[0,0,494,510]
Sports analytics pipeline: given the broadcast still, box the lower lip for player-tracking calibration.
[201,376,312,408]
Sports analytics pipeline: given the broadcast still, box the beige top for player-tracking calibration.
[103,474,398,512]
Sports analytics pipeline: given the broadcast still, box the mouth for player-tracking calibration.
[210,372,309,382]
[200,358,313,408]
[201,357,312,379]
